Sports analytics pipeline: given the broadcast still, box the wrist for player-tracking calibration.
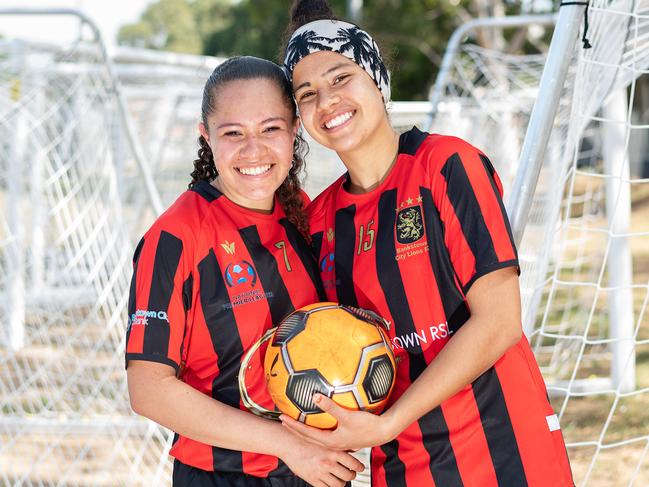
[379,407,403,443]
[273,424,299,460]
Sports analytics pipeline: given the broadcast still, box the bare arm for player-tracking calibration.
[127,361,364,486]
[280,266,522,450]
[380,266,522,437]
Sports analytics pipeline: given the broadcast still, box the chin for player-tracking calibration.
[328,137,362,155]
[319,125,373,154]
[247,188,276,202]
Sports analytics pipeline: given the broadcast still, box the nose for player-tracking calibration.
[239,134,265,160]
[317,87,340,112]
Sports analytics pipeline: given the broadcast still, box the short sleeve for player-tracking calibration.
[430,138,519,294]
[125,227,193,371]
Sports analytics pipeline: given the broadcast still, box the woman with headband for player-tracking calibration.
[279,1,574,486]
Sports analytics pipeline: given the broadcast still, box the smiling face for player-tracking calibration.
[292,50,389,157]
[199,78,298,212]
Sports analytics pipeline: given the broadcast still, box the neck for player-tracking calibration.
[339,121,400,194]
[211,179,274,214]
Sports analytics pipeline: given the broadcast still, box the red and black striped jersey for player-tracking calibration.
[126,180,324,477]
[308,127,573,487]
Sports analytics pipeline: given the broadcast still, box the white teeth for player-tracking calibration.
[238,164,271,176]
[325,111,353,129]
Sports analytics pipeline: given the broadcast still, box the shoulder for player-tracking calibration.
[401,128,484,173]
[298,188,312,206]
[306,174,347,223]
[143,187,212,244]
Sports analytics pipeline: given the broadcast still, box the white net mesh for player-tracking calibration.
[522,2,649,484]
[0,38,171,485]
[113,51,221,238]
[1,2,649,486]
[413,3,649,484]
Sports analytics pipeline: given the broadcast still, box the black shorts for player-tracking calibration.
[172,459,310,487]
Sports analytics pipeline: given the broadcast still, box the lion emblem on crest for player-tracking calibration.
[397,207,424,244]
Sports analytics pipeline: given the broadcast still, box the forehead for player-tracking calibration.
[216,78,282,101]
[292,51,358,84]
[210,78,291,120]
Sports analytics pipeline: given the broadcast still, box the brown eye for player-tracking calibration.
[333,74,350,85]
[298,91,315,102]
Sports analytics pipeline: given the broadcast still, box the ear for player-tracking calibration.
[198,122,210,144]
[292,117,301,139]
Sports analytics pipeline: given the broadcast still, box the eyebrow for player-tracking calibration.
[293,62,352,93]
[216,117,287,130]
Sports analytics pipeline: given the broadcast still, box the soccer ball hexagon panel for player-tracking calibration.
[264,302,396,429]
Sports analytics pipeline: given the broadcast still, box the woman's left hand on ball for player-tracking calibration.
[280,394,396,450]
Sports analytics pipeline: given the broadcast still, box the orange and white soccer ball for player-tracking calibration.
[263,302,396,429]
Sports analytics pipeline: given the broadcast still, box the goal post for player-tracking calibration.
[602,87,636,394]
[422,2,649,483]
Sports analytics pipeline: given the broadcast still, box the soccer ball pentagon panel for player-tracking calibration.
[264,302,396,429]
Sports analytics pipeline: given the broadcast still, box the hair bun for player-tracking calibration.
[290,0,335,32]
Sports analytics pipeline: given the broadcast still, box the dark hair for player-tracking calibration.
[289,0,336,32]
[280,0,338,59]
[189,56,309,236]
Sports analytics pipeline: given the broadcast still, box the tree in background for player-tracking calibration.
[118,0,541,100]
[117,0,203,53]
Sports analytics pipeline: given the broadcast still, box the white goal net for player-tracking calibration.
[415,3,649,484]
[0,29,172,486]
[519,2,649,484]
[0,2,648,486]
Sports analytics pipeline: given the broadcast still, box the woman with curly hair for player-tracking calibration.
[125,56,363,487]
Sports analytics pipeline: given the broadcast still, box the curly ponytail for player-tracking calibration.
[188,56,310,236]
[189,135,217,187]
[276,133,309,236]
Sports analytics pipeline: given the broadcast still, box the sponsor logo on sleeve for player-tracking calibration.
[127,309,169,330]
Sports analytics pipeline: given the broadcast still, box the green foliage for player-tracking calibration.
[117,0,530,99]
[117,22,155,49]
[362,0,472,100]
[118,0,202,53]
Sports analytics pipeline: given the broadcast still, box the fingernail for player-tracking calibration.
[313,394,321,403]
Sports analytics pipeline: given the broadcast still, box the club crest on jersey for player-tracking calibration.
[225,261,258,288]
[396,206,424,244]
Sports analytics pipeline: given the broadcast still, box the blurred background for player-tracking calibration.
[1,1,648,486]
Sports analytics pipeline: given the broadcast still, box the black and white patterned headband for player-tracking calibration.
[284,20,391,103]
